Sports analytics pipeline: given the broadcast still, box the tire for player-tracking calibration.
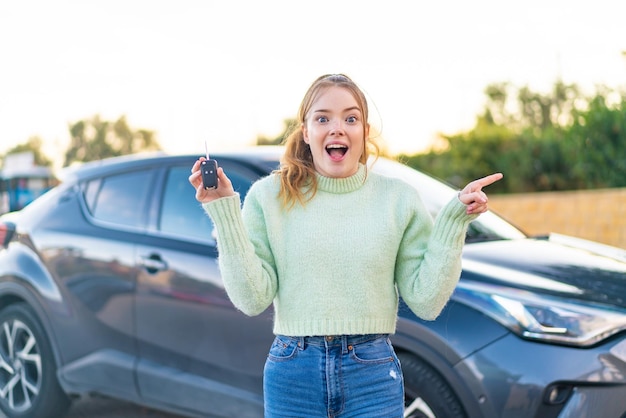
[0,303,71,418]
[399,351,467,418]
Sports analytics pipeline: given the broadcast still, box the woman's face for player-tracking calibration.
[302,86,368,178]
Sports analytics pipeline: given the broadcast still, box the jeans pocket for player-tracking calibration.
[267,335,299,362]
[350,337,397,365]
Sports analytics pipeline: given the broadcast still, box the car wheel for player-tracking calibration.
[399,352,467,418]
[0,303,71,418]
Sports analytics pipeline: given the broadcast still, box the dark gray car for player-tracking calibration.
[1,147,625,418]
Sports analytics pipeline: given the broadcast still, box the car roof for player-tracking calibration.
[58,146,286,183]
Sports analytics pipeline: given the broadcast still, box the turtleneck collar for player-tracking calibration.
[315,163,367,194]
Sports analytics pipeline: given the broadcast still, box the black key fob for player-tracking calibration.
[201,159,218,190]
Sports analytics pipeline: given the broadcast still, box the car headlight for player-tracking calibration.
[454,281,626,347]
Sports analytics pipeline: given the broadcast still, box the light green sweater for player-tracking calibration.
[203,163,476,336]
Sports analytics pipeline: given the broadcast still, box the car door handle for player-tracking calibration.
[139,254,168,273]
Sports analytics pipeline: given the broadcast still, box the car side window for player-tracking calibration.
[83,170,153,227]
[159,167,212,241]
[159,165,257,241]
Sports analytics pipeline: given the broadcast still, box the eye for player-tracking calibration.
[346,115,358,123]
[316,116,329,123]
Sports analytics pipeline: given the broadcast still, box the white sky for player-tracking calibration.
[1,0,625,168]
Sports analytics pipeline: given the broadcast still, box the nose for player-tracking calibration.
[329,120,345,136]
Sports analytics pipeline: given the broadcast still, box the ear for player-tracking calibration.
[301,122,309,144]
[364,123,370,139]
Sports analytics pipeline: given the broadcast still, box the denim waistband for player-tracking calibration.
[279,334,389,349]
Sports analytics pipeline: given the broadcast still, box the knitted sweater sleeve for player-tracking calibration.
[201,186,278,316]
[395,195,477,320]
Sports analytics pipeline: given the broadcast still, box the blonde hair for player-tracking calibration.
[277,74,379,209]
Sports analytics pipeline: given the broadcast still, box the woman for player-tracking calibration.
[189,74,502,417]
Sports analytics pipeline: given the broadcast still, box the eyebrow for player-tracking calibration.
[312,106,362,114]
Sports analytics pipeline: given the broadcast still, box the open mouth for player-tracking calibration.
[326,144,348,160]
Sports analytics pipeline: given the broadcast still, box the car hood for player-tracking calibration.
[461,233,626,308]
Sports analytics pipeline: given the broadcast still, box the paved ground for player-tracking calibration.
[1,394,187,418]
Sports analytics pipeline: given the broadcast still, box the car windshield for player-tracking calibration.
[370,158,526,242]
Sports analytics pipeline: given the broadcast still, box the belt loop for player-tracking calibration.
[298,336,305,350]
[341,336,348,354]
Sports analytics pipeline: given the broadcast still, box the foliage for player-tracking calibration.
[64,115,161,166]
[401,81,626,193]
[568,89,626,188]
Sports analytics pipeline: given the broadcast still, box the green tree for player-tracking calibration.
[64,115,160,166]
[477,80,580,132]
[401,81,626,193]
[569,88,626,188]
[400,119,515,193]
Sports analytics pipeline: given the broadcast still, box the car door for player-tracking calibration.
[135,159,274,418]
[49,167,157,396]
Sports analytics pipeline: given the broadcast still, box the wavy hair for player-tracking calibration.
[277,74,379,209]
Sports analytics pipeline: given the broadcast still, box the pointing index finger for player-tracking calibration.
[474,173,504,189]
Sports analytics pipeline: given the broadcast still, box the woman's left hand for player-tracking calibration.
[458,173,503,215]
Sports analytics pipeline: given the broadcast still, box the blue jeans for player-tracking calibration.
[264,334,404,417]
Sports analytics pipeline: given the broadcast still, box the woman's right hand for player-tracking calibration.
[189,157,236,203]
